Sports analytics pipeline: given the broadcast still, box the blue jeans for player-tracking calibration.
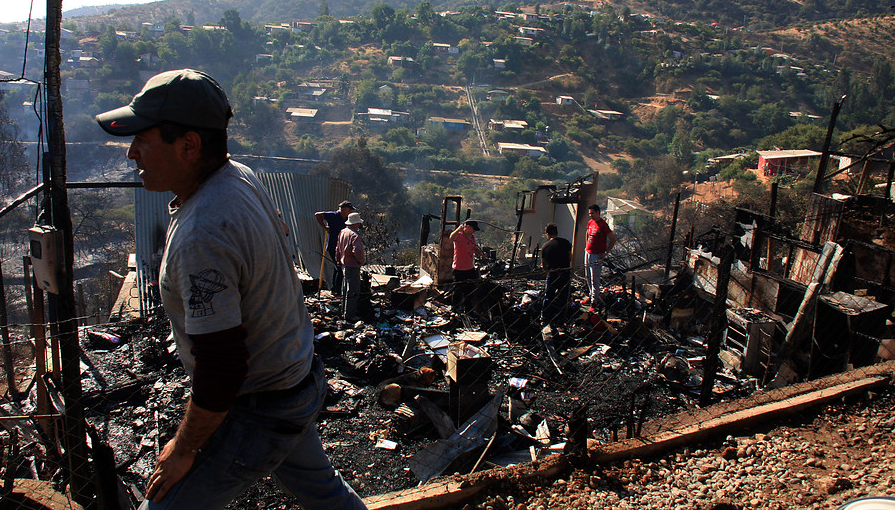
[139,356,366,510]
[585,252,605,306]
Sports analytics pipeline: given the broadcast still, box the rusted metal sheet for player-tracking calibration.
[849,240,895,289]
[800,193,844,245]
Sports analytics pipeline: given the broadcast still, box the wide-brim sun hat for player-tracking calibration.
[96,69,232,136]
[345,212,363,225]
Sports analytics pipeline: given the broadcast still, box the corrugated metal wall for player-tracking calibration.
[133,188,174,316]
[133,169,349,317]
[256,172,349,280]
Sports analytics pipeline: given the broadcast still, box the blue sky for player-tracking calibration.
[2,0,156,24]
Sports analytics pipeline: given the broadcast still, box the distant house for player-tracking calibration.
[556,95,575,106]
[514,36,534,47]
[488,119,528,131]
[605,197,653,231]
[487,89,510,101]
[297,82,328,100]
[286,107,319,122]
[65,79,90,97]
[291,21,316,32]
[265,23,291,34]
[492,59,506,69]
[497,142,547,158]
[255,53,274,63]
[494,10,518,20]
[142,23,166,38]
[788,111,821,120]
[77,56,100,68]
[357,108,410,126]
[588,109,624,121]
[433,43,459,54]
[428,117,470,129]
[0,71,33,92]
[137,53,159,65]
[388,56,415,68]
[518,27,545,37]
[757,150,822,177]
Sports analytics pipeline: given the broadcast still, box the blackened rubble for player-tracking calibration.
[6,193,891,508]
[59,256,761,507]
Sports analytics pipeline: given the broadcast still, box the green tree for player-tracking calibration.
[0,92,30,198]
[371,3,396,31]
[416,1,435,26]
[758,124,827,151]
[382,127,416,147]
[311,138,411,226]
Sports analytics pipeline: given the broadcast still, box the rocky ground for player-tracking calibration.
[454,386,895,510]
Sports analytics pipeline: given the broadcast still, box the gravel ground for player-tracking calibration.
[456,386,895,510]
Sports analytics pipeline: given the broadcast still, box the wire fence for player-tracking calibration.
[1,202,893,510]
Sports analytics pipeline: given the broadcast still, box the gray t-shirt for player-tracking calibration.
[158,160,312,393]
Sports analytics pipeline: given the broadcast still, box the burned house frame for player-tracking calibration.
[684,191,894,386]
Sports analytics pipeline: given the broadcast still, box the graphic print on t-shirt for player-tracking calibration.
[188,269,228,317]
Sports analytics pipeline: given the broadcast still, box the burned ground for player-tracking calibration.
[3,239,892,510]
[45,264,765,507]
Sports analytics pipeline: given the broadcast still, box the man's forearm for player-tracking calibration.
[172,398,228,454]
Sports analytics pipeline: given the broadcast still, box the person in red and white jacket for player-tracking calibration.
[584,204,617,307]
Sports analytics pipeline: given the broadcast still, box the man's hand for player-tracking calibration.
[146,438,197,503]
[144,398,228,503]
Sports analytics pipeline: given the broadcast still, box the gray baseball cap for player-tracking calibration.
[96,69,232,136]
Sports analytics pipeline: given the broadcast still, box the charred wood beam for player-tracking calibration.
[700,244,735,407]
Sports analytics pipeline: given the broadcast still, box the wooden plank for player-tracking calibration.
[362,361,895,510]
[593,375,887,463]
[8,479,85,510]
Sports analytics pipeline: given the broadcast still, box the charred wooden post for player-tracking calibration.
[664,193,681,280]
[700,244,735,407]
[46,0,93,503]
[885,161,894,200]
[0,260,18,398]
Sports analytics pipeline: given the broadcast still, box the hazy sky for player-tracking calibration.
[2,0,156,24]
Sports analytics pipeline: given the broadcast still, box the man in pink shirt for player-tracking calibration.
[336,212,365,321]
[449,219,486,313]
[585,204,616,307]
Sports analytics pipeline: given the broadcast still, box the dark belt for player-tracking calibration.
[235,368,316,406]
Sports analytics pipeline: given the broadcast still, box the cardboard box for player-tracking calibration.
[446,342,492,385]
[391,285,428,311]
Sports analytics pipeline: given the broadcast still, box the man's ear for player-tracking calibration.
[180,131,202,161]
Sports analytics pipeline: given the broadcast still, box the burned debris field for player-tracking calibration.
[74,266,726,503]
[3,181,894,509]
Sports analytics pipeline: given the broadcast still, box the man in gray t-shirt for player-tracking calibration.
[96,69,366,510]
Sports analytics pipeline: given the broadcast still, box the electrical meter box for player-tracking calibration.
[29,226,61,294]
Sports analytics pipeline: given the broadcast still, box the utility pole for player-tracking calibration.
[45,0,93,506]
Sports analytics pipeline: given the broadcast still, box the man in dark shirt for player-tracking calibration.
[541,223,572,325]
[315,200,354,295]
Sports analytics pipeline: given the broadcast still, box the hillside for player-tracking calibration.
[2,0,894,244]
